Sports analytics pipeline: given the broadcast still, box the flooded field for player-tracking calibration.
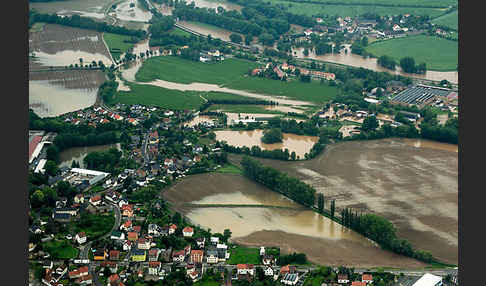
[29,24,113,68]
[189,0,242,11]
[215,130,318,158]
[178,21,233,42]
[29,0,112,14]
[59,143,121,168]
[228,138,458,264]
[164,173,426,268]
[114,0,152,23]
[29,70,106,117]
[293,46,458,84]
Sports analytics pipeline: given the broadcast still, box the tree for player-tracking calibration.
[361,36,368,47]
[44,160,59,176]
[362,116,379,132]
[330,200,335,219]
[31,190,45,208]
[317,193,324,213]
[229,33,243,44]
[223,229,232,243]
[303,48,309,56]
[400,57,416,73]
[261,128,283,144]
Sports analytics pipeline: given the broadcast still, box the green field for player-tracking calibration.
[365,35,458,71]
[74,213,115,240]
[216,164,244,175]
[227,246,261,265]
[269,0,451,17]
[431,10,458,30]
[193,282,220,286]
[43,240,79,259]
[135,56,339,104]
[114,83,206,109]
[169,27,193,37]
[103,32,136,60]
[278,0,455,6]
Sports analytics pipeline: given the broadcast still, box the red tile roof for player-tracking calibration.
[28,136,42,160]
[362,274,373,281]
[183,226,193,233]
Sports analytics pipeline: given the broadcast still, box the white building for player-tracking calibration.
[281,273,299,285]
[412,273,443,286]
[264,266,274,276]
[260,246,265,256]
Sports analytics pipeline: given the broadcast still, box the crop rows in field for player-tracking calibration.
[29,70,106,91]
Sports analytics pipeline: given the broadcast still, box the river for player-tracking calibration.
[293,45,458,84]
[214,129,318,158]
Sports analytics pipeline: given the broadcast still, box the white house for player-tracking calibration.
[110,231,125,241]
[168,224,177,235]
[137,238,151,250]
[236,264,255,276]
[338,274,349,284]
[74,194,84,204]
[260,246,265,256]
[148,224,162,236]
[182,227,194,237]
[172,250,185,263]
[206,249,218,264]
[210,237,219,244]
[75,232,87,244]
[362,274,373,284]
[148,262,161,275]
[264,266,274,277]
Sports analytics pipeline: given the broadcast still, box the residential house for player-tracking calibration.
[89,195,102,206]
[183,227,194,237]
[137,238,151,250]
[121,204,134,217]
[74,194,84,204]
[68,266,89,279]
[190,250,204,264]
[196,237,205,248]
[133,225,142,234]
[120,220,132,232]
[188,269,199,281]
[280,265,296,276]
[264,266,274,277]
[237,264,255,276]
[338,274,349,284]
[206,249,219,264]
[262,255,276,265]
[148,248,160,262]
[101,261,118,273]
[148,261,162,275]
[108,274,121,286]
[109,250,120,261]
[127,232,138,241]
[75,232,87,244]
[362,274,373,284]
[123,240,132,251]
[105,190,121,203]
[148,224,162,236]
[260,246,265,256]
[184,245,192,257]
[172,250,185,263]
[75,274,93,285]
[118,199,129,209]
[131,249,146,262]
[351,282,367,286]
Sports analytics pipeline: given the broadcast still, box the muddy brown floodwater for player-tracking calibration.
[293,45,458,84]
[29,70,106,117]
[215,130,319,158]
[59,143,121,168]
[163,173,427,268]
[228,138,458,264]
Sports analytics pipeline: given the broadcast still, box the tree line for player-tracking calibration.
[240,156,316,207]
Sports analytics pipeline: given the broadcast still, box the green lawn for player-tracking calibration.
[269,0,450,18]
[74,213,115,240]
[43,240,79,259]
[365,35,458,71]
[227,246,261,265]
[114,83,206,110]
[169,27,192,37]
[431,10,458,30]
[193,281,220,286]
[103,32,136,60]
[202,91,256,101]
[135,56,339,104]
[216,164,243,175]
[303,276,325,286]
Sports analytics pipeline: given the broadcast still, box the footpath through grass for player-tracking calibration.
[365,35,458,71]
[227,246,261,265]
[135,56,339,104]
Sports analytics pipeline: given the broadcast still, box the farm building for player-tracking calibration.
[391,84,453,107]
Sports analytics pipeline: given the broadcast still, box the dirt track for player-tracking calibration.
[228,138,458,264]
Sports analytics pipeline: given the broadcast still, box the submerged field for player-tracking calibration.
[227,138,458,264]
[365,35,458,71]
[163,172,427,268]
[134,56,339,104]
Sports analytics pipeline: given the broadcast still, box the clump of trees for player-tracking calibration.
[400,57,426,74]
[83,148,122,173]
[377,55,396,70]
[261,128,283,144]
